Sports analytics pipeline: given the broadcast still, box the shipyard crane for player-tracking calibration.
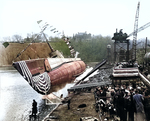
[132,2,140,61]
[112,2,150,62]
[112,2,140,62]
[127,2,150,61]
[112,21,150,62]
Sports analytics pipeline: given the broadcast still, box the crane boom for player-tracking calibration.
[128,21,150,37]
[132,2,140,61]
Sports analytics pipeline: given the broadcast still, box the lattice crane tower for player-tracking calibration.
[132,2,140,61]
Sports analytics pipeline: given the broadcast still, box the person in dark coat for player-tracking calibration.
[133,90,145,121]
[32,99,37,119]
[119,91,126,121]
[128,89,135,121]
[68,99,70,110]
[143,91,150,121]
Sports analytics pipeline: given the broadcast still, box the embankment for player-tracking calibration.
[0,43,53,66]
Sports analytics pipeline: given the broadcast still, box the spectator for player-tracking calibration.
[128,89,135,121]
[32,99,37,119]
[124,91,130,121]
[68,99,71,110]
[119,92,126,121]
[133,90,145,121]
[106,90,111,104]
[143,91,150,121]
[100,87,107,101]
[95,87,101,97]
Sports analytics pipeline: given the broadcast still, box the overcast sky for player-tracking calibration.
[0,0,150,40]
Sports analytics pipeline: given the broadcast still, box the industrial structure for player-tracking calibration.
[112,2,150,63]
[112,29,129,62]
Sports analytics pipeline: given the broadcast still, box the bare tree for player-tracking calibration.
[3,36,12,42]
[12,34,23,42]
[26,32,43,42]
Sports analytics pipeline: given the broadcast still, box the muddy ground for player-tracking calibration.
[45,92,100,121]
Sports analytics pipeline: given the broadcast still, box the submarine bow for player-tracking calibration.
[13,58,86,95]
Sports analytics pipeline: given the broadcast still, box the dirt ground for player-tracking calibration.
[46,92,100,121]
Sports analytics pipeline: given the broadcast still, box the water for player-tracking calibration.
[0,66,74,121]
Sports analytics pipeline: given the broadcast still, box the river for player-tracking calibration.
[0,66,75,121]
[0,61,98,121]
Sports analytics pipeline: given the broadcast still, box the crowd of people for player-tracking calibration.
[94,82,150,121]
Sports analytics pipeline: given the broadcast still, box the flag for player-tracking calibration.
[37,20,42,24]
[50,28,56,31]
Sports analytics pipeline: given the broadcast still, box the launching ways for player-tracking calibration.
[43,60,150,105]
[71,60,150,91]
[67,60,109,92]
[67,60,141,93]
[67,60,149,93]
